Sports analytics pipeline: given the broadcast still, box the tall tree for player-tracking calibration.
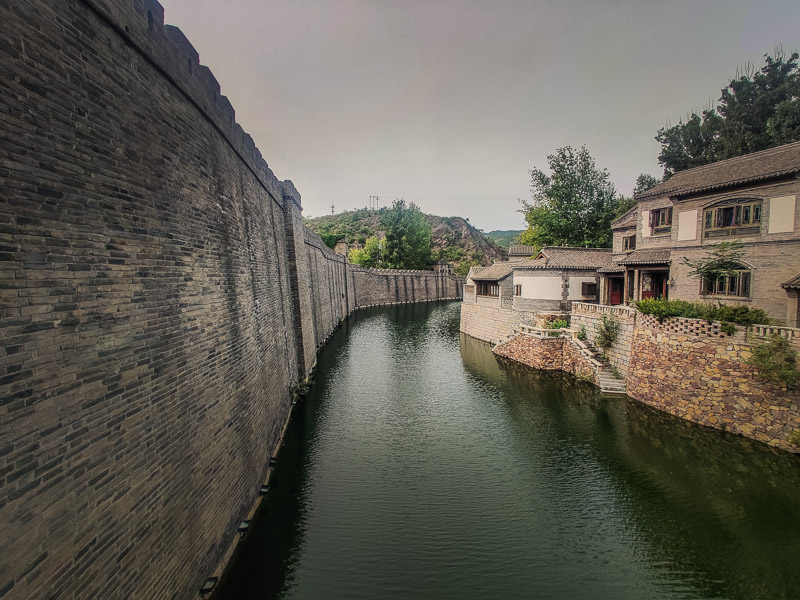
[656,49,800,176]
[518,146,619,249]
[633,173,662,196]
[380,199,432,269]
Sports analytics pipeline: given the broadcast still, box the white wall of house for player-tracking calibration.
[515,274,562,300]
[768,194,796,234]
[567,276,599,300]
[677,209,698,241]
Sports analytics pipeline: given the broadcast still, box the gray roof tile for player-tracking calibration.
[637,141,800,200]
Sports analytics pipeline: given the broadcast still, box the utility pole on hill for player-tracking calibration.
[330,203,335,215]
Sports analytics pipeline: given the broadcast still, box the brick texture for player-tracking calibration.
[0,2,464,599]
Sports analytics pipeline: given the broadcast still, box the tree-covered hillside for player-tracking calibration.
[483,230,523,248]
[305,208,505,275]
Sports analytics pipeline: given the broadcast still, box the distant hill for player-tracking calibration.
[304,209,505,275]
[483,229,523,249]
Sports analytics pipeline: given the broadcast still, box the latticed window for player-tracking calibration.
[623,235,636,251]
[703,200,761,238]
[649,207,673,233]
[702,265,752,298]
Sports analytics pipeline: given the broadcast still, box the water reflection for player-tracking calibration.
[462,333,800,599]
[217,302,800,600]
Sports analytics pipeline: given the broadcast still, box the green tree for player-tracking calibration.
[348,236,382,268]
[657,50,800,176]
[681,240,746,294]
[518,146,619,250]
[380,199,432,269]
[614,196,636,218]
[633,173,661,196]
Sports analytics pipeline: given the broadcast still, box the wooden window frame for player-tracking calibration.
[581,282,598,297]
[622,235,636,251]
[514,284,522,297]
[703,200,762,238]
[649,206,673,234]
[701,266,752,298]
[476,282,500,297]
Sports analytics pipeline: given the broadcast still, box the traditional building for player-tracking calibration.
[601,141,800,325]
[465,246,611,312]
[507,245,537,262]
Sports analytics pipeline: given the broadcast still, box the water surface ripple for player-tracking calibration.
[217,302,800,600]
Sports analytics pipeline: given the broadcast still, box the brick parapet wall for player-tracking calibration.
[627,318,800,452]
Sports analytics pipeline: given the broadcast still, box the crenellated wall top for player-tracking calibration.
[82,0,288,206]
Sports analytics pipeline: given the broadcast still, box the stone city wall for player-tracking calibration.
[627,315,800,452]
[0,2,462,599]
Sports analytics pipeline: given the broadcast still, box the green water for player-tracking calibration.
[217,301,800,600]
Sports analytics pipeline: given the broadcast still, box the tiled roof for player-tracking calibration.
[507,245,537,257]
[616,248,671,265]
[637,141,800,200]
[469,262,514,281]
[597,265,626,273]
[514,247,614,270]
[782,274,800,289]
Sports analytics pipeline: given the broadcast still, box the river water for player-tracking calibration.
[216,301,800,600]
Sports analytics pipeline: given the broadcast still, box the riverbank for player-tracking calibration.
[464,302,800,453]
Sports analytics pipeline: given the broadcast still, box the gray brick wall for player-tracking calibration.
[0,2,464,599]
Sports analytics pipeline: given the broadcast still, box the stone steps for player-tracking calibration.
[596,365,627,395]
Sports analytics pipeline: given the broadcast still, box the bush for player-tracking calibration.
[747,335,799,389]
[545,317,569,329]
[595,315,620,350]
[789,430,800,448]
[576,325,587,341]
[720,322,736,336]
[633,298,770,326]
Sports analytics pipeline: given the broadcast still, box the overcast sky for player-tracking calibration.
[158,0,799,231]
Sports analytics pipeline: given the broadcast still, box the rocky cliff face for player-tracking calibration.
[427,215,505,266]
[305,210,505,274]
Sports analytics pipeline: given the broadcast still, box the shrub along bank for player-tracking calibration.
[633,298,770,326]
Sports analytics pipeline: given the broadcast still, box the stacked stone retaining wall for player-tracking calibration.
[0,2,463,599]
[627,316,800,452]
[459,302,537,345]
[480,299,800,453]
[494,335,597,385]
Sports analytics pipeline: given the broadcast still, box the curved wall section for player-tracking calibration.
[0,2,463,599]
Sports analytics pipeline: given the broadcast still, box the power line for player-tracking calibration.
[372,196,520,201]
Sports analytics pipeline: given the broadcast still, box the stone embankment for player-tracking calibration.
[628,315,800,451]
[471,301,800,453]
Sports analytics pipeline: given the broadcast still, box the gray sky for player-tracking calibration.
[158,0,799,231]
